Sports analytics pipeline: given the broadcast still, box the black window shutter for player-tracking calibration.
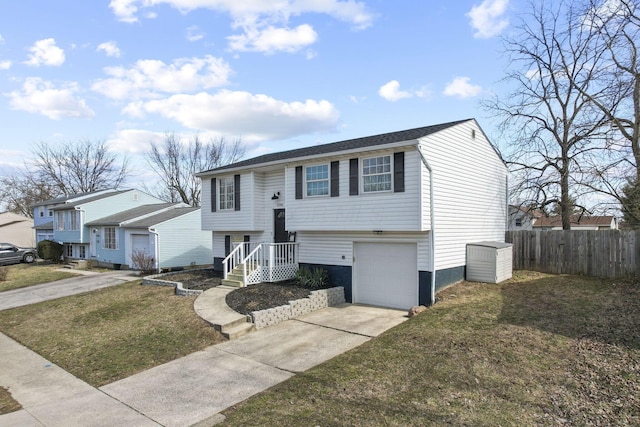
[349,158,359,196]
[295,166,303,199]
[330,161,339,197]
[211,178,217,212]
[224,235,231,256]
[394,152,405,193]
[234,174,241,211]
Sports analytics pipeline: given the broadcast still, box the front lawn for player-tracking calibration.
[0,263,79,292]
[0,281,224,388]
[220,272,640,426]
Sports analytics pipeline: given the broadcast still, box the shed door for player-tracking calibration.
[354,242,418,310]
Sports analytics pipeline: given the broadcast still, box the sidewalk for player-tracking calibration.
[0,270,139,311]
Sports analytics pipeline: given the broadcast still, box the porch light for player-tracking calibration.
[271,192,280,200]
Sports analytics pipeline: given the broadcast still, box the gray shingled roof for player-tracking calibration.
[33,221,53,230]
[85,203,176,226]
[51,190,130,210]
[33,190,117,207]
[197,119,472,175]
[124,207,200,228]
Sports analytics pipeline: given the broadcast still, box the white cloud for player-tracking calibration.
[378,80,430,102]
[6,77,95,119]
[92,55,232,100]
[443,76,482,98]
[228,24,318,54]
[125,89,340,141]
[106,128,165,154]
[0,34,5,44]
[97,41,121,57]
[25,38,65,66]
[186,25,205,42]
[0,60,11,70]
[109,0,373,53]
[467,0,509,39]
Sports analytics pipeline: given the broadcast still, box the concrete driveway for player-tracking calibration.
[100,304,408,427]
[0,269,139,311]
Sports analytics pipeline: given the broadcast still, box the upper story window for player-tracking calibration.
[48,208,53,217]
[362,155,392,193]
[305,164,329,197]
[70,211,79,230]
[103,227,117,250]
[38,207,44,217]
[515,218,523,227]
[219,177,235,210]
[56,211,65,230]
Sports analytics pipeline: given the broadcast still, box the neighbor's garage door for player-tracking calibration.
[353,242,418,310]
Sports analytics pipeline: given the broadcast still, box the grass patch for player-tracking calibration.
[221,272,640,426]
[0,263,79,293]
[0,281,224,387]
[0,386,21,415]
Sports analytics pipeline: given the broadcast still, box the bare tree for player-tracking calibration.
[145,134,245,206]
[487,0,610,229]
[0,171,57,217]
[33,140,130,195]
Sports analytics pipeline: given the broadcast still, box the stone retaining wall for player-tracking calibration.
[142,270,204,297]
[251,286,345,329]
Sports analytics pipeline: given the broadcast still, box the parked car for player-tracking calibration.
[0,243,37,266]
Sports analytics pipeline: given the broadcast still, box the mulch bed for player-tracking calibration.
[162,269,331,316]
[162,269,222,291]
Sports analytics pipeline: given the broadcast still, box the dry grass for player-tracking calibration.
[0,263,79,293]
[0,387,21,415]
[0,281,224,388]
[221,272,640,426]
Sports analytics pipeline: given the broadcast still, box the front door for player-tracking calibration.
[274,209,287,243]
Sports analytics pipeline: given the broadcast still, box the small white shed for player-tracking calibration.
[466,242,513,284]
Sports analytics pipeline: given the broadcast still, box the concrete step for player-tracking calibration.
[222,322,255,340]
[221,278,243,287]
[227,273,244,282]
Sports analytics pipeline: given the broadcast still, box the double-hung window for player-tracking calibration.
[70,211,79,230]
[219,177,235,210]
[56,211,65,230]
[104,227,117,250]
[362,156,392,193]
[305,164,329,197]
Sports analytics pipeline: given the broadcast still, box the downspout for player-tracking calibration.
[149,228,160,274]
[416,143,436,306]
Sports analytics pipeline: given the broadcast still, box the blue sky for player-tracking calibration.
[0,0,515,185]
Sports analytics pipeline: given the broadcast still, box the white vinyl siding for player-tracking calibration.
[286,150,422,232]
[419,121,507,271]
[201,172,256,232]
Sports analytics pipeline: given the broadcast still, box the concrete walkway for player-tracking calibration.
[0,270,139,311]
[0,272,409,426]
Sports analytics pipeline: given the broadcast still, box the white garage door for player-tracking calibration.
[354,242,418,310]
[131,234,150,256]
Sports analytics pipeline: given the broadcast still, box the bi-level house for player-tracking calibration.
[50,189,165,263]
[197,119,508,310]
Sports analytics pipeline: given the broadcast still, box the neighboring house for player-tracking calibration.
[533,215,619,230]
[0,212,35,247]
[197,119,508,310]
[508,205,543,230]
[50,189,166,262]
[86,204,212,271]
[33,190,114,243]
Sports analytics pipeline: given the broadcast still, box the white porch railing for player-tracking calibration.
[223,242,299,286]
[222,242,256,280]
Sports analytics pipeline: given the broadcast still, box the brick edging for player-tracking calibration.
[250,286,345,329]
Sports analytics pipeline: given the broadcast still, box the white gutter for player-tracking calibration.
[149,228,160,273]
[416,143,436,306]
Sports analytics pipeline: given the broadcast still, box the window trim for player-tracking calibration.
[56,211,65,231]
[103,227,117,250]
[304,163,330,198]
[70,211,80,231]
[218,176,235,211]
[361,155,393,193]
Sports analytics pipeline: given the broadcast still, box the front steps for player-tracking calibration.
[193,285,256,340]
[221,262,259,287]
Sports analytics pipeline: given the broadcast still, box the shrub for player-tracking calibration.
[0,267,7,282]
[295,266,329,289]
[37,240,64,263]
[131,250,156,274]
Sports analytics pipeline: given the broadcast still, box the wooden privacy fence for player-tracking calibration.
[506,230,640,279]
